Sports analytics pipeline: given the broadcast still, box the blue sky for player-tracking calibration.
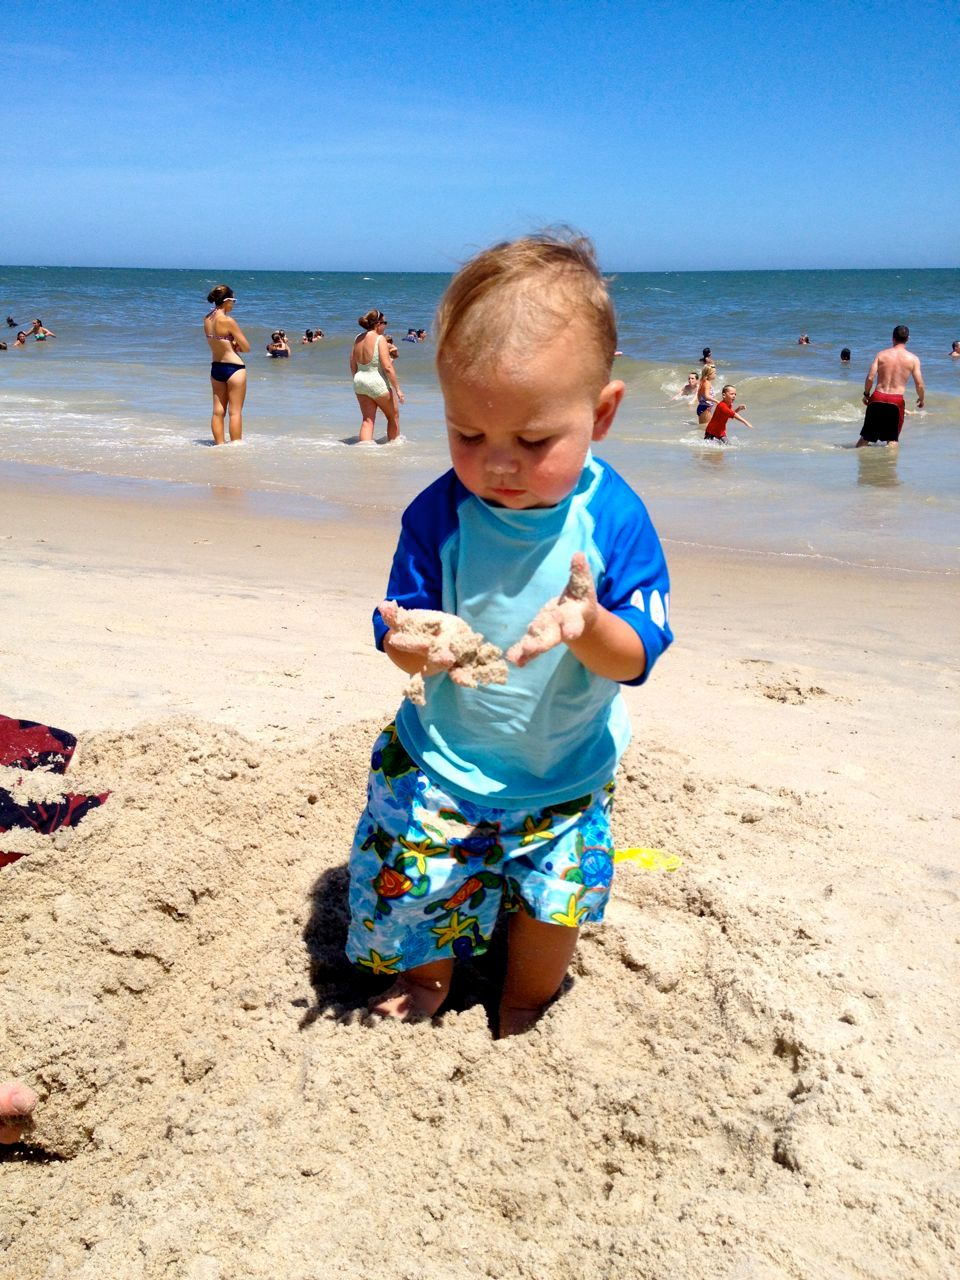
[3,1,957,271]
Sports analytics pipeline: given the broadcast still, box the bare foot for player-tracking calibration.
[0,1080,38,1143]
[497,1002,547,1038]
[368,972,450,1020]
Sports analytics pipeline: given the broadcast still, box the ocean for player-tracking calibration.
[1,265,958,572]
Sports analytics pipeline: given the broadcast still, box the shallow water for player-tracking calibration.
[1,265,957,571]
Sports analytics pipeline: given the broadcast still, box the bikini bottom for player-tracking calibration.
[210,361,246,382]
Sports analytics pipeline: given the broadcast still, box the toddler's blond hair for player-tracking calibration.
[434,230,617,388]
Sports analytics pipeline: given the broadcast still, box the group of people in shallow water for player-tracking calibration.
[673,327,936,448]
[267,327,327,357]
[1,316,55,351]
[669,351,753,444]
[203,285,428,446]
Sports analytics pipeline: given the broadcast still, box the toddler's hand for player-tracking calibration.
[380,602,462,676]
[506,553,597,667]
[379,602,508,703]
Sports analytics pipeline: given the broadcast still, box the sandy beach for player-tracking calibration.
[1,476,957,1279]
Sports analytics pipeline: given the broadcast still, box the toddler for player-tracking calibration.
[346,232,673,1036]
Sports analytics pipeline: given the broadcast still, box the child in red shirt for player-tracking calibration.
[704,384,753,443]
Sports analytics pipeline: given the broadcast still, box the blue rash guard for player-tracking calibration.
[374,454,673,807]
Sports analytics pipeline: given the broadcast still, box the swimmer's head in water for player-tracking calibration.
[892,324,909,345]
[434,228,617,392]
[207,284,235,308]
[702,347,711,359]
[840,347,851,362]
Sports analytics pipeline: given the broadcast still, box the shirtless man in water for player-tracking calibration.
[858,325,924,448]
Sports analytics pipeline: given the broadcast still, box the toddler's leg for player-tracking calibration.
[369,957,454,1019]
[499,914,579,1038]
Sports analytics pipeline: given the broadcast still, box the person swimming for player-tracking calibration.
[671,372,699,400]
[25,318,55,340]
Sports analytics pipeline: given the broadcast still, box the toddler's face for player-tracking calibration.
[440,327,624,510]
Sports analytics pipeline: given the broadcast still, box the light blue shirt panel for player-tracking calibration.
[395,461,634,806]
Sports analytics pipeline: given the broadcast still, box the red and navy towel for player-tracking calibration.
[0,716,109,868]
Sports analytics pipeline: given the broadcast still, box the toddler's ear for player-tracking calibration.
[592,379,625,441]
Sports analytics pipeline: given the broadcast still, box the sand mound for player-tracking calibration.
[1,719,954,1278]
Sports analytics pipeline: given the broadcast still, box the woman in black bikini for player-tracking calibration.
[204,285,250,444]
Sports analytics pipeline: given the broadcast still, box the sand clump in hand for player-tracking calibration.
[380,602,508,705]
[1,716,956,1278]
[506,555,594,665]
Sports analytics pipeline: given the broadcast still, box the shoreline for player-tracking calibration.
[2,455,955,584]
[1,468,955,752]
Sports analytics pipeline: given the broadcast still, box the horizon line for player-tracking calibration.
[1,262,957,277]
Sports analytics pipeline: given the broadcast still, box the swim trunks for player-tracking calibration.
[353,333,390,400]
[860,392,904,443]
[210,361,245,382]
[346,724,617,973]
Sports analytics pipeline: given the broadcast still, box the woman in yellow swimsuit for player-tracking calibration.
[350,309,404,443]
[203,284,251,445]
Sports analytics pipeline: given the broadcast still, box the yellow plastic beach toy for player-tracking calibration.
[613,846,682,872]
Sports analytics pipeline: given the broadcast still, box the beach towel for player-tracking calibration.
[0,715,109,868]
